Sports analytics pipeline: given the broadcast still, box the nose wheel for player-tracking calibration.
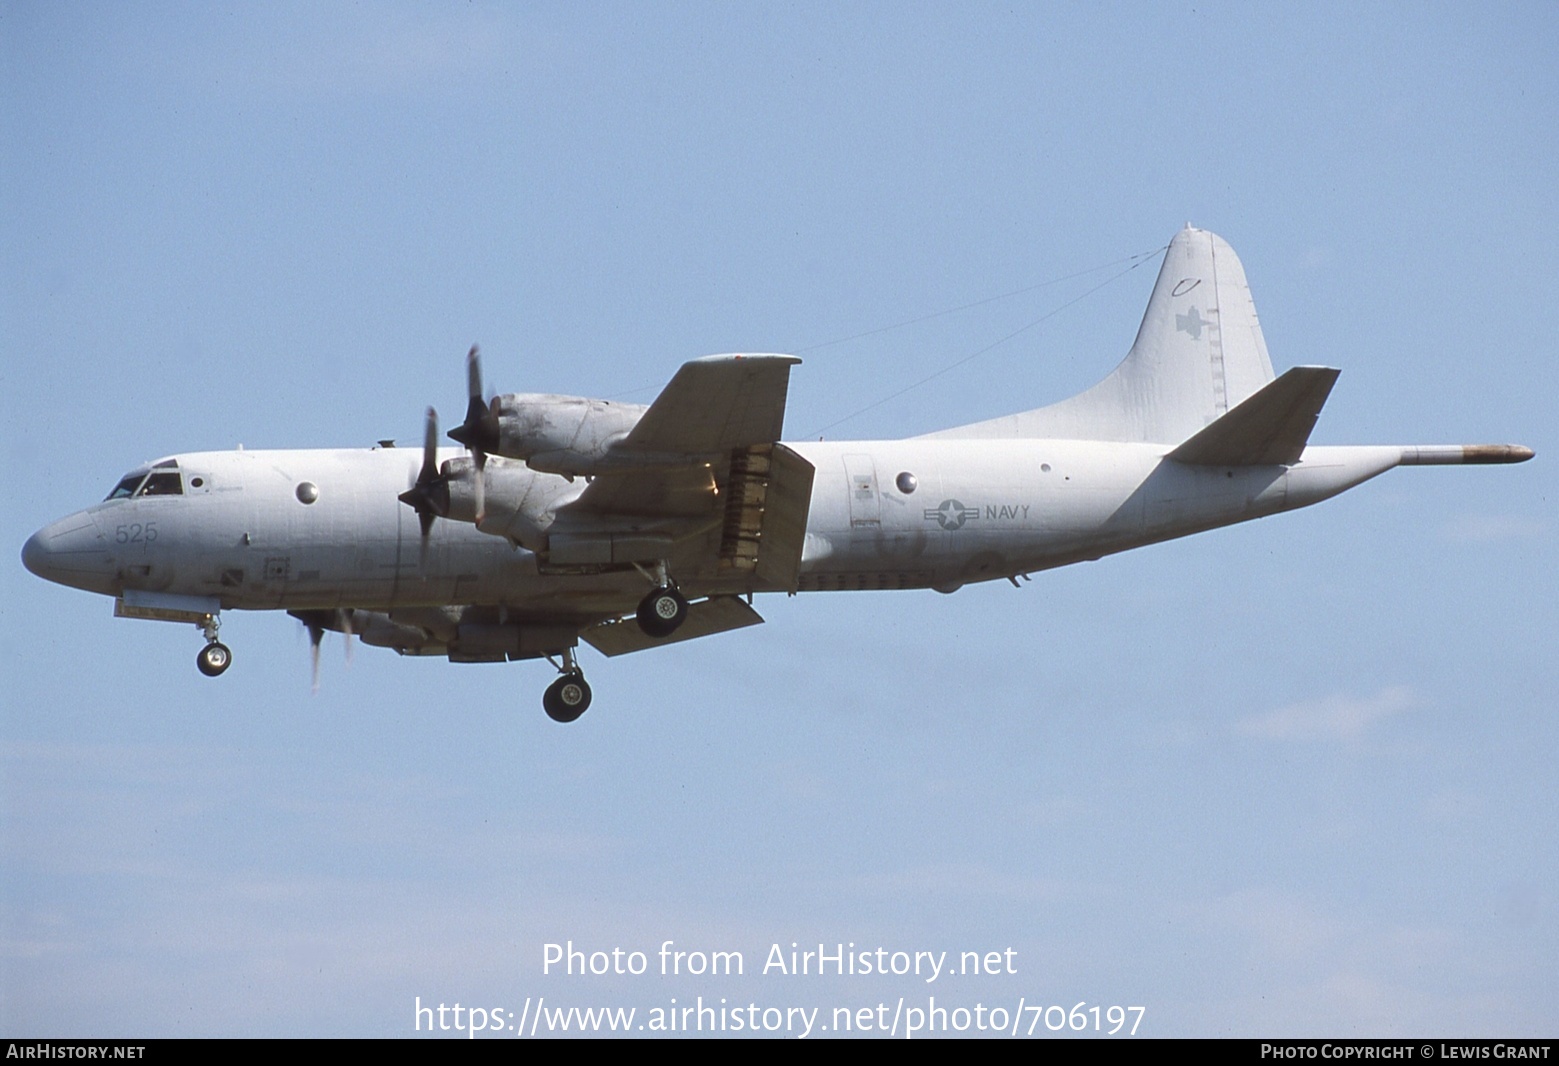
[542,647,591,723]
[197,641,232,677]
[194,614,232,676]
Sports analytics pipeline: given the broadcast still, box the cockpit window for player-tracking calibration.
[103,466,183,500]
[139,471,183,496]
[105,472,148,500]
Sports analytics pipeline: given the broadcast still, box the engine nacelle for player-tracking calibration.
[491,393,649,476]
[431,453,580,553]
[289,608,445,654]
[435,454,532,525]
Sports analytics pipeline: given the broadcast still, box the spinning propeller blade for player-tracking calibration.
[308,622,324,694]
[339,608,354,666]
[448,345,496,523]
[448,345,498,454]
[396,407,447,564]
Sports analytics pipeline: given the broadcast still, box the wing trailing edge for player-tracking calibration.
[1167,365,1340,466]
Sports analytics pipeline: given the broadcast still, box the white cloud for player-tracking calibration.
[117,7,515,101]
[1234,686,1416,743]
[1440,514,1546,543]
[1186,888,1523,1036]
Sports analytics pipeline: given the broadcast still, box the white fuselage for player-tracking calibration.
[25,440,1403,618]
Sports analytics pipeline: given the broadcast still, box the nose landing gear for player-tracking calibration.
[195,615,231,677]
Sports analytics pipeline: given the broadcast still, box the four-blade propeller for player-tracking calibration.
[446,344,497,522]
[396,406,450,555]
[397,345,501,553]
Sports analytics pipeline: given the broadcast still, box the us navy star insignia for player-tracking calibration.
[926,498,979,531]
[1175,305,1211,340]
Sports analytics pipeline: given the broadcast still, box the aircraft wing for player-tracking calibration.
[560,352,803,515]
[547,354,815,591]
[615,353,802,457]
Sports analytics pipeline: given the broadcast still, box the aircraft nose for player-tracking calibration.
[21,513,114,593]
[21,529,48,577]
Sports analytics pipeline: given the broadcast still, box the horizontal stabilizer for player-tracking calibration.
[580,595,763,657]
[1168,365,1339,466]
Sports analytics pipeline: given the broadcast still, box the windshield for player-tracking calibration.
[105,471,148,500]
[103,460,182,500]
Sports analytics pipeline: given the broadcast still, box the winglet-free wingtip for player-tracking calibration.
[691,352,802,366]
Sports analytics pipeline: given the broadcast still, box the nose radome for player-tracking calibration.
[21,528,49,578]
[20,513,111,591]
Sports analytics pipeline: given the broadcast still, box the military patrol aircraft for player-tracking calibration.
[21,227,1533,722]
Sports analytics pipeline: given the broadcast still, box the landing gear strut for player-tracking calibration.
[195,614,231,677]
[634,561,689,638]
[542,647,591,723]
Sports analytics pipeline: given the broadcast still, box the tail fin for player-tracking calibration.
[926,226,1277,442]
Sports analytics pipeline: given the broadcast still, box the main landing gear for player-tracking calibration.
[542,647,592,723]
[634,561,688,639]
[636,584,689,638]
[195,615,232,677]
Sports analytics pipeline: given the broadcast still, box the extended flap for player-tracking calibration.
[580,595,763,657]
[754,443,814,591]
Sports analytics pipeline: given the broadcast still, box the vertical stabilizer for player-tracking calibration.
[924,226,1277,443]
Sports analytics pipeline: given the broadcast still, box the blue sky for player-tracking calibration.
[3,2,1555,1038]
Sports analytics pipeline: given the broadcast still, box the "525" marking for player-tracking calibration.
[115,522,157,544]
